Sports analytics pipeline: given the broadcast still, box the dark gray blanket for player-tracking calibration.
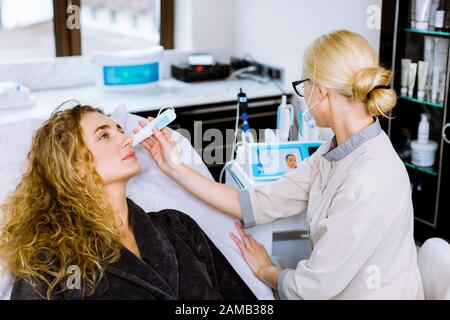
[10,198,257,300]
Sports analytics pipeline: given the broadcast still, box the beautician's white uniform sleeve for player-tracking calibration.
[278,167,392,300]
[237,149,318,228]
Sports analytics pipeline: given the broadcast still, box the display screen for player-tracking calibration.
[250,142,322,179]
[103,62,159,86]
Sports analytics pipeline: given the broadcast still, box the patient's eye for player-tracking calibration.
[98,132,110,141]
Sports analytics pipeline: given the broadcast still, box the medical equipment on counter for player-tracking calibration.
[171,53,230,82]
[264,128,279,143]
[92,46,163,91]
[277,95,294,142]
[0,82,36,109]
[171,63,230,82]
[223,88,323,184]
[187,53,215,66]
[237,140,322,182]
[131,107,176,147]
[230,88,252,163]
[238,88,251,133]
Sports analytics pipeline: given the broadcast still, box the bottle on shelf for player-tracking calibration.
[411,113,438,168]
[444,0,450,31]
[418,113,430,144]
[411,0,417,28]
[434,0,446,31]
[435,0,450,31]
[430,0,440,28]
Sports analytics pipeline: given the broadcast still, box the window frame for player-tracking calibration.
[53,0,81,56]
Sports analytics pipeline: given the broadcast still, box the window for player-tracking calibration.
[0,0,55,61]
[79,0,161,54]
[0,0,173,61]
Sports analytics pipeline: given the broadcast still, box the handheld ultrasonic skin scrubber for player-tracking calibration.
[131,108,177,147]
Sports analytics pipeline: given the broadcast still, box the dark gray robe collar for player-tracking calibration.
[322,117,381,162]
[105,198,179,299]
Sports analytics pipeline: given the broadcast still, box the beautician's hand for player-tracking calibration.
[133,117,182,177]
[230,221,281,289]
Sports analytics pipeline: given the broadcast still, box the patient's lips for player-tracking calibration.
[122,150,136,161]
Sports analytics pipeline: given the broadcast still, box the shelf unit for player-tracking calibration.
[380,0,450,243]
[398,95,444,108]
[404,28,450,38]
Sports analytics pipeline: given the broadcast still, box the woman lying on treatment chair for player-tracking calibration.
[0,105,256,300]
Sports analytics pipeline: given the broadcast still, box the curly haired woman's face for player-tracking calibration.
[80,112,141,185]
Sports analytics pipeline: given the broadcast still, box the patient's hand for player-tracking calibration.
[230,221,282,289]
[230,222,273,276]
[133,117,182,177]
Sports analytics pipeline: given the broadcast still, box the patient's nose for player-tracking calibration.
[121,135,133,149]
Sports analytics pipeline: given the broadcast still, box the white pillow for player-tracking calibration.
[111,105,274,299]
[0,108,274,300]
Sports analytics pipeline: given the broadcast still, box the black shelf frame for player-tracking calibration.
[380,0,450,243]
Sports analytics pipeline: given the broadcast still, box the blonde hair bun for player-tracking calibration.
[352,66,397,117]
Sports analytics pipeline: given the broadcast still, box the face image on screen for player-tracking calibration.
[282,149,301,172]
[254,147,302,175]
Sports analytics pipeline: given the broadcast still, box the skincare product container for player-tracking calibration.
[408,63,418,97]
[423,36,435,91]
[411,140,438,167]
[401,59,412,96]
[431,66,441,102]
[417,61,429,99]
[416,0,433,30]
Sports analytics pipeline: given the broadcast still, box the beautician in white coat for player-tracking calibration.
[135,30,424,299]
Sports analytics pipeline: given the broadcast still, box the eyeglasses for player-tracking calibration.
[292,79,309,97]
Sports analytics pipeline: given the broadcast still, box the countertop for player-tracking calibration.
[0,79,287,124]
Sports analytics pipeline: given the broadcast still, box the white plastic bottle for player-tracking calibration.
[277,95,294,142]
[418,113,430,144]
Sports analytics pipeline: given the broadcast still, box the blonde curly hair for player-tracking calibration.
[0,104,121,299]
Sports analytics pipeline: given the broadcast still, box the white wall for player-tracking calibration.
[175,0,234,53]
[179,0,383,88]
[230,0,383,87]
[1,0,53,28]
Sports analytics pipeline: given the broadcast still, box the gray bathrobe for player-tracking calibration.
[10,198,256,300]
